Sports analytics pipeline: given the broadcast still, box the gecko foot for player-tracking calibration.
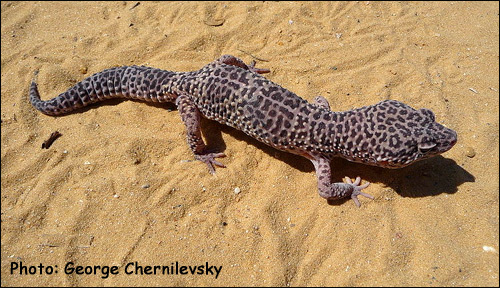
[344,176,373,207]
[195,152,226,174]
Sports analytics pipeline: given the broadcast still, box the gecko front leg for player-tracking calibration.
[310,154,373,207]
[176,93,226,174]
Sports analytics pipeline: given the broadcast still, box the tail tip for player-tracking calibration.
[32,70,39,84]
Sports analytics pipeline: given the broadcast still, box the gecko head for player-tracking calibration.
[340,100,458,169]
[412,108,457,159]
[371,104,457,168]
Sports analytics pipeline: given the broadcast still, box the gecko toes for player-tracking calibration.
[248,60,270,74]
[195,152,227,174]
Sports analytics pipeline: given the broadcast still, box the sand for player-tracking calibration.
[1,1,498,286]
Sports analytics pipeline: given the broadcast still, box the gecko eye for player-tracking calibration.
[418,141,437,154]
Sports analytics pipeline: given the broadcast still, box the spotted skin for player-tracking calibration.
[29,55,457,207]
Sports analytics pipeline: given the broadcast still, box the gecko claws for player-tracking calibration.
[344,176,373,207]
[195,152,226,174]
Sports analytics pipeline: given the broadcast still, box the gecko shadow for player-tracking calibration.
[326,156,474,206]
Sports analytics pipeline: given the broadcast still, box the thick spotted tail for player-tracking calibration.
[30,66,180,116]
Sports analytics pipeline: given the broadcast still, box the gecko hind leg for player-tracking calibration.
[215,55,270,74]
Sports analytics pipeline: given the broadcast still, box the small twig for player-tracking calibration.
[129,2,140,10]
[203,18,225,26]
[39,243,60,248]
[42,131,62,149]
[237,49,269,62]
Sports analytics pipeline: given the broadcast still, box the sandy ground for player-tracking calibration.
[1,1,499,286]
